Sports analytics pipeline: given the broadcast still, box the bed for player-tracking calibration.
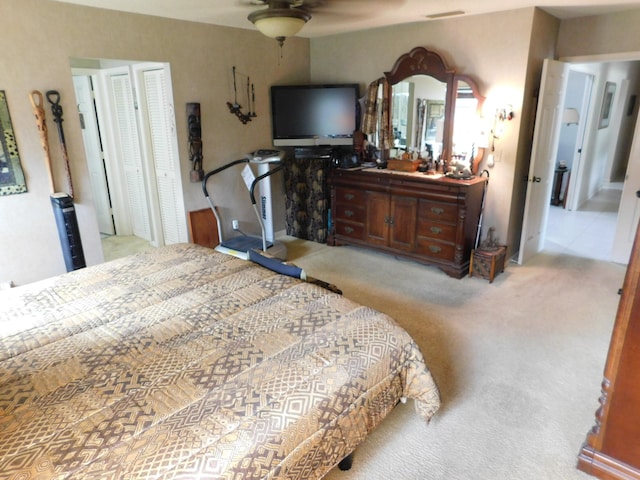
[0,243,440,479]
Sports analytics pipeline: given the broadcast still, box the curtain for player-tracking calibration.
[361,77,392,150]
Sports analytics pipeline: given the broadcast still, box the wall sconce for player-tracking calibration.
[497,105,515,123]
[562,108,580,126]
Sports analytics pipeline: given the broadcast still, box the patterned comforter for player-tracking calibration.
[0,243,440,479]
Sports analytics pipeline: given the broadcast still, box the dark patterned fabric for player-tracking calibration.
[284,155,330,243]
[0,244,440,479]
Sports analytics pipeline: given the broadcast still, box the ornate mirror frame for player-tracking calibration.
[384,47,486,173]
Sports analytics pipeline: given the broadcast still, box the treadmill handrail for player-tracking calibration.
[249,164,283,205]
[202,158,249,198]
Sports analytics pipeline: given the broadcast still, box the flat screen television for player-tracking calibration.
[270,84,360,147]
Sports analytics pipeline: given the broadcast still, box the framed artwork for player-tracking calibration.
[0,91,27,195]
[425,100,445,141]
[427,100,445,119]
[598,82,616,129]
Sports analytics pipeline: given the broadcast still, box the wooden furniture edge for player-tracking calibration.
[578,445,640,480]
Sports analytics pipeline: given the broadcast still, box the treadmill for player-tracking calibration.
[202,149,287,260]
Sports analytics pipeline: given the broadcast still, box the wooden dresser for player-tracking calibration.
[327,168,487,278]
[577,221,640,479]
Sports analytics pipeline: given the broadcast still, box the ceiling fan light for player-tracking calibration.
[248,8,310,39]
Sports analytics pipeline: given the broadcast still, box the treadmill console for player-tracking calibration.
[247,149,285,163]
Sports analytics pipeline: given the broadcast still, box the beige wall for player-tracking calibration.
[0,0,309,285]
[310,8,540,256]
[557,9,640,59]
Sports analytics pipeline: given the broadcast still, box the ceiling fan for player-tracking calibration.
[245,0,369,46]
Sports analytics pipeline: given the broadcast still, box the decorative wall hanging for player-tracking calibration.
[0,91,27,196]
[227,66,256,124]
[187,102,204,182]
[46,90,74,198]
[598,81,616,129]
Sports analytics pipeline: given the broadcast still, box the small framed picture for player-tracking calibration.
[598,82,616,129]
[0,91,27,196]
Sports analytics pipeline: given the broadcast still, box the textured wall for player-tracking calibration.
[557,9,640,59]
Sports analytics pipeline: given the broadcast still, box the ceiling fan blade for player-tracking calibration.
[237,0,304,7]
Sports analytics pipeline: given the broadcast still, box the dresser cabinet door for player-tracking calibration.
[389,196,418,251]
[365,191,390,246]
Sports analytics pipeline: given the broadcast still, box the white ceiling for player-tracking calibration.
[52,0,640,38]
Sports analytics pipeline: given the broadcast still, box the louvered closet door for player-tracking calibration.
[141,68,187,245]
[109,73,152,241]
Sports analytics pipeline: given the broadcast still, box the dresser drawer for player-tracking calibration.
[335,220,365,240]
[415,238,456,261]
[334,203,366,224]
[335,187,366,206]
[417,220,457,241]
[419,199,458,223]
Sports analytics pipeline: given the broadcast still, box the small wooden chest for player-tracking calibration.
[386,158,422,172]
[469,246,506,283]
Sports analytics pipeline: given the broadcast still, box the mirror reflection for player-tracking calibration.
[391,75,447,158]
[452,80,481,162]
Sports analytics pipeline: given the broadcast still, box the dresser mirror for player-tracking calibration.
[391,75,447,154]
[383,47,485,173]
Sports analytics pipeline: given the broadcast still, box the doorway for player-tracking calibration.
[521,57,640,265]
[71,59,188,259]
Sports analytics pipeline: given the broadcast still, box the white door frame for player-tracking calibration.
[71,71,115,236]
[71,60,187,248]
[564,72,595,212]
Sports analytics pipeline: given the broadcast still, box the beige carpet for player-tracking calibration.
[278,236,625,480]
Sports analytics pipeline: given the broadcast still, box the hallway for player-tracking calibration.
[544,185,622,262]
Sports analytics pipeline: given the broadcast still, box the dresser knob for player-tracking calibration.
[430,226,442,235]
[345,209,354,217]
[429,245,442,253]
[345,193,355,200]
[431,207,444,215]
